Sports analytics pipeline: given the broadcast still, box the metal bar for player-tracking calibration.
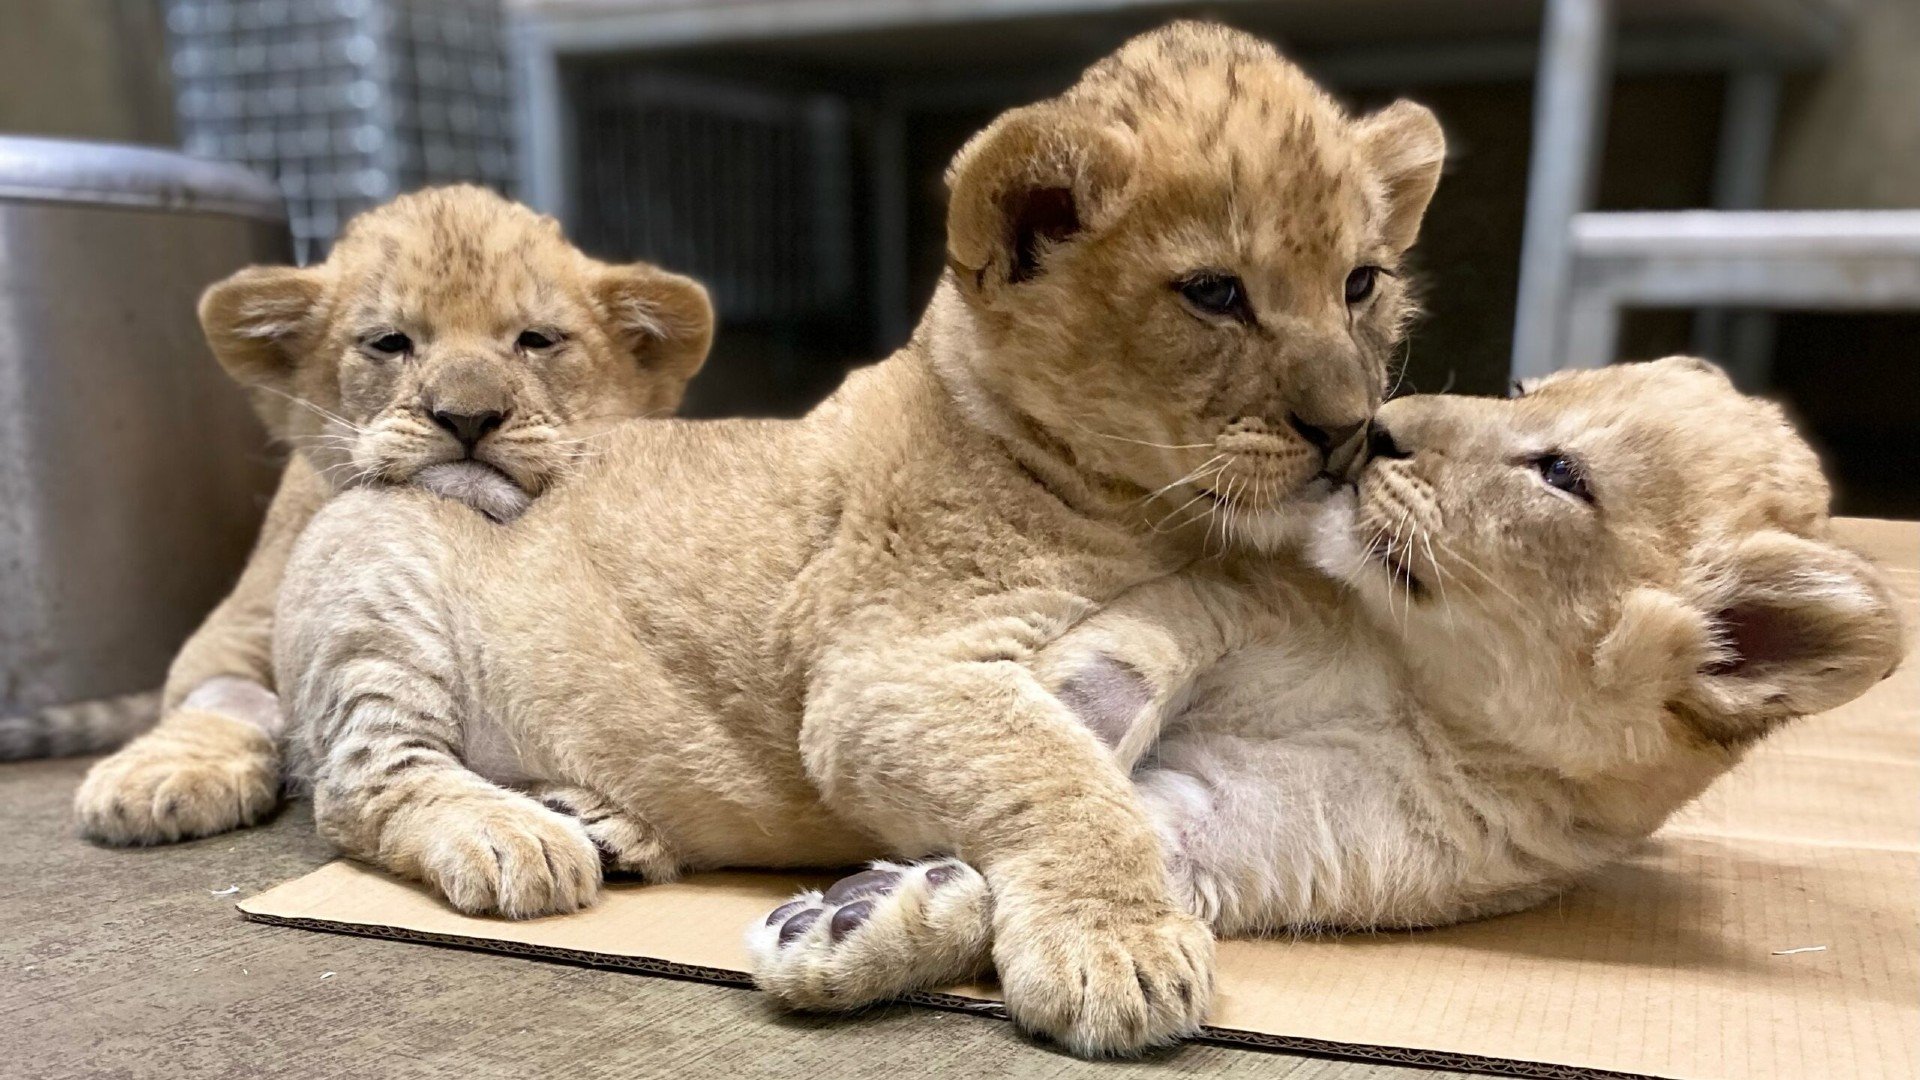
[1562,288,1623,370]
[1573,210,1920,255]
[523,0,1275,55]
[1511,0,1614,381]
[509,18,571,223]
[1569,211,1920,311]
[1575,256,1920,308]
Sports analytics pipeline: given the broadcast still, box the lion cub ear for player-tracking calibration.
[1353,99,1446,254]
[592,263,716,386]
[1673,530,1904,746]
[945,101,1137,292]
[198,265,328,396]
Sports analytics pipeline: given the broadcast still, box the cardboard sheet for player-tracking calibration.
[241,518,1919,1080]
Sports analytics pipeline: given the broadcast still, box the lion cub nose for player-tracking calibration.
[430,408,507,451]
[1289,415,1369,478]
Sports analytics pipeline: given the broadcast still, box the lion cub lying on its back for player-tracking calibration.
[73,185,713,845]
[752,357,1904,1005]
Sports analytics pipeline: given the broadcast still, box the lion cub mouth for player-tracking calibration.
[1365,534,1427,596]
[411,461,534,524]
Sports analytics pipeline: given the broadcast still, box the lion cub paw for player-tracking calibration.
[994,894,1214,1057]
[74,709,280,846]
[530,783,682,883]
[414,793,603,918]
[748,858,993,1010]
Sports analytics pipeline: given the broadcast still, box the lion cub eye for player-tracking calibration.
[1174,273,1253,323]
[1535,453,1594,502]
[1344,266,1380,305]
[366,332,412,357]
[516,329,558,352]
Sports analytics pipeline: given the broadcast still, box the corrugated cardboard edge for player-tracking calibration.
[237,905,1656,1080]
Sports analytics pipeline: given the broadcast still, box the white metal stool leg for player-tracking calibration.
[1511,0,1614,382]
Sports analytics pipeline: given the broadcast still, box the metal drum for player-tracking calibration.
[0,136,290,716]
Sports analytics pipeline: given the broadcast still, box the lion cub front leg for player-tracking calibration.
[279,492,602,919]
[74,680,281,845]
[805,602,1216,1056]
[75,458,328,845]
[301,682,603,919]
[527,782,683,883]
[759,578,1259,1022]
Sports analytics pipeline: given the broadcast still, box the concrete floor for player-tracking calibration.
[4,755,1476,1080]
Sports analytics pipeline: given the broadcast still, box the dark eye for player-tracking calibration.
[516,329,557,351]
[1174,273,1253,322]
[1536,453,1593,501]
[1344,266,1380,305]
[367,332,411,356]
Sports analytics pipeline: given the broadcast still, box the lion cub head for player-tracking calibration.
[942,21,1444,540]
[200,185,713,520]
[1313,357,1903,782]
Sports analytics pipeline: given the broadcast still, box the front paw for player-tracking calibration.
[993,893,1214,1057]
[530,783,681,882]
[748,858,992,1010]
[74,710,280,845]
[414,794,603,918]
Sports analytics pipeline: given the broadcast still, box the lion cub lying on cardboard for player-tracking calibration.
[750,358,1903,1011]
[265,23,1446,1056]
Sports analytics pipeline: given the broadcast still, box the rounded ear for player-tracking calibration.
[1645,354,1734,382]
[1353,99,1446,254]
[592,263,715,386]
[945,102,1136,293]
[197,265,328,395]
[1675,530,1905,744]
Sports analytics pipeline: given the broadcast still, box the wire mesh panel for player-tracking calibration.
[570,69,853,324]
[166,0,514,262]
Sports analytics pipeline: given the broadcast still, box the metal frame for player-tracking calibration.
[1510,0,1614,382]
[1560,210,1920,370]
[504,0,1860,375]
[1507,0,1914,386]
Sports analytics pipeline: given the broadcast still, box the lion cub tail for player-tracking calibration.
[0,690,160,761]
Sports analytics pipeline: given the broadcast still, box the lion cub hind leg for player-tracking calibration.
[528,782,682,883]
[74,698,280,846]
[749,858,993,1010]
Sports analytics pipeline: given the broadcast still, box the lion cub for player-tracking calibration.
[752,358,1902,1005]
[73,185,712,845]
[267,22,1444,1057]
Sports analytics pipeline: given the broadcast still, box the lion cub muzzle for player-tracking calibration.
[1212,413,1368,510]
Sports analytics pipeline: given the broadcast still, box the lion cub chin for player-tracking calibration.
[750,357,1902,1001]
[72,185,713,846]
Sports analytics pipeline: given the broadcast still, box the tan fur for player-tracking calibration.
[266,25,1445,1057]
[751,358,1903,1003]
[74,186,712,845]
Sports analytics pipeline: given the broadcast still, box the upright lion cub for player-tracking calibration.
[73,185,713,844]
[268,23,1444,1057]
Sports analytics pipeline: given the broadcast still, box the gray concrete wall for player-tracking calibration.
[1773,0,1920,210]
